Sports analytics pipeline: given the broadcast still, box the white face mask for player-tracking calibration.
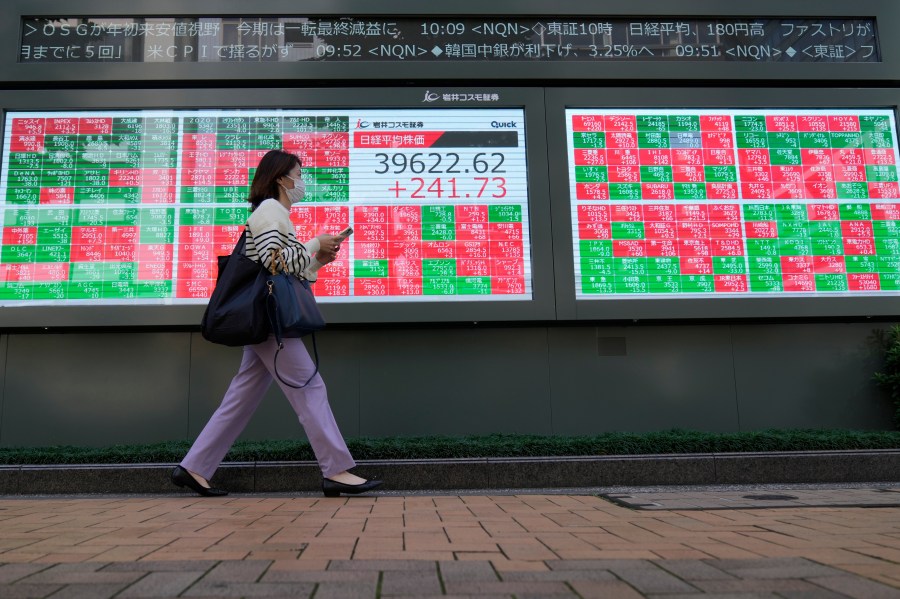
[282,175,306,204]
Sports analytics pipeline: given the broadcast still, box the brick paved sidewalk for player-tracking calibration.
[0,491,898,598]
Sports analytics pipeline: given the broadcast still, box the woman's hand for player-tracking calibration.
[316,248,338,265]
[315,233,343,254]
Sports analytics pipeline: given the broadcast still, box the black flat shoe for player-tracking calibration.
[322,478,383,497]
[171,466,228,497]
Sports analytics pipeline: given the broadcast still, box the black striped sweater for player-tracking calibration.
[245,199,323,281]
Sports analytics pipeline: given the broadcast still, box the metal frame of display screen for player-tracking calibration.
[547,88,900,320]
[0,87,553,327]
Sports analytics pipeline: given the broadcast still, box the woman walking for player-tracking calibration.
[172,149,382,498]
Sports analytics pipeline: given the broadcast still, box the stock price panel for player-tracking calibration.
[0,108,531,305]
[566,108,900,298]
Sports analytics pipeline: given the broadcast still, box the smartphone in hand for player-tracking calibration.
[336,226,353,240]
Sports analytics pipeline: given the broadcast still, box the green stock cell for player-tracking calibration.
[737,131,768,149]
[317,116,349,133]
[139,226,174,244]
[681,275,715,293]
[777,222,810,238]
[637,132,670,149]
[69,263,107,282]
[668,115,700,132]
[768,132,800,149]
[647,275,681,293]
[581,257,614,276]
[874,220,900,238]
[878,256,900,273]
[215,186,250,203]
[250,133,282,150]
[614,276,649,294]
[142,152,177,168]
[770,149,802,165]
[815,274,849,292]
[830,132,863,148]
[102,281,138,300]
[182,116,217,134]
[572,132,606,148]
[354,260,388,278]
[809,221,842,239]
[648,257,680,275]
[106,208,140,227]
[861,115,892,131]
[611,222,645,240]
[5,188,40,204]
[141,136,178,152]
[309,168,350,186]
[862,131,895,149]
[422,205,455,224]
[35,245,69,262]
[581,276,615,294]
[614,257,648,276]
[110,133,143,150]
[75,208,107,226]
[215,207,250,225]
[704,165,737,182]
[749,256,781,274]
[674,183,707,200]
[575,166,608,183]
[778,238,813,256]
[580,239,613,258]
[34,209,70,226]
[113,117,144,132]
[836,182,870,200]
[839,203,872,220]
[67,282,103,300]
[282,116,317,133]
[1,246,36,262]
[866,165,899,182]
[713,256,748,274]
[135,281,174,298]
[609,183,642,200]
[107,187,142,203]
[775,204,808,221]
[0,283,34,301]
[42,154,74,170]
[3,210,35,227]
[423,259,457,277]
[735,116,766,131]
[143,117,177,134]
[141,208,175,227]
[9,152,42,169]
[31,283,68,300]
[876,238,900,255]
[180,186,217,203]
[7,169,41,187]
[637,115,669,132]
[799,132,831,149]
[40,171,76,187]
[812,238,844,256]
[881,273,900,290]
[75,187,110,204]
[640,166,672,183]
[422,223,455,241]
[108,152,143,169]
[489,205,522,223]
[37,228,71,246]
[216,116,250,134]
[179,207,215,226]
[747,239,780,256]
[423,277,458,295]
[250,117,281,134]
[43,135,77,152]
[457,276,491,295]
[750,275,784,292]
[846,255,879,273]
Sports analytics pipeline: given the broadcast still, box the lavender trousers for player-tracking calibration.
[181,336,356,480]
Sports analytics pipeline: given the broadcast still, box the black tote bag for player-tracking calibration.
[200,231,270,346]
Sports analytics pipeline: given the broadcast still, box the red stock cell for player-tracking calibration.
[457,222,489,241]
[0,264,30,282]
[316,279,350,297]
[492,276,526,295]
[808,204,840,220]
[179,226,214,244]
[833,148,864,166]
[706,183,739,200]
[871,203,900,220]
[606,132,638,150]
[456,205,488,223]
[865,149,896,165]
[843,237,877,255]
[828,115,860,132]
[458,258,490,277]
[802,149,833,166]
[576,183,610,200]
[46,118,78,135]
[766,115,798,132]
[704,149,735,166]
[643,204,675,221]
[673,165,704,183]
[388,224,421,242]
[573,149,608,166]
[422,241,456,259]
[578,204,612,223]
[814,255,847,273]
[645,239,678,257]
[490,241,523,259]
[607,149,639,166]
[459,241,489,259]
[805,183,837,200]
[709,222,743,239]
[107,226,138,244]
[604,115,637,132]
[700,115,732,132]
[640,149,671,166]
[10,134,44,153]
[141,187,177,204]
[355,242,387,259]
[216,150,250,169]
[804,165,835,183]
[772,166,804,182]
[389,258,422,278]
[798,115,829,132]
[492,259,524,277]
[354,206,388,224]
[781,255,814,274]
[354,278,388,296]
[642,183,674,200]
[33,263,69,282]
[71,227,106,245]
[293,224,317,241]
[317,150,349,168]
[848,273,881,291]
[11,118,45,136]
[677,221,710,239]
[672,149,704,166]
[104,244,136,261]
[613,240,646,257]
[282,132,318,151]
[869,182,900,198]
[709,204,741,221]
[680,256,713,275]
[490,222,523,241]
[841,221,874,238]
[214,226,242,246]
[176,279,215,299]
[702,132,734,149]
[712,239,744,256]
[389,278,423,295]
[355,224,387,243]
[644,222,676,240]
[70,245,105,262]
[676,204,708,221]
[834,164,866,182]
[783,274,816,292]
[611,204,643,222]
[738,149,771,166]
[679,239,711,257]
[740,166,773,183]
[109,169,143,187]
[177,260,215,280]
[316,206,349,227]
[215,169,248,187]
[572,115,605,132]
[745,221,778,238]
[182,134,217,151]
[741,183,775,199]
[2,227,37,245]
[714,275,748,292]
[182,169,214,186]
[138,262,173,281]
[390,205,422,224]
[317,132,349,150]
[180,244,214,262]
[79,118,112,134]
[137,244,173,262]
[387,242,421,260]
[774,183,806,199]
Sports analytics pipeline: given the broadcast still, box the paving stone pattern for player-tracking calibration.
[0,491,897,597]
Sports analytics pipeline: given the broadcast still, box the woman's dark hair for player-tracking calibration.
[247,149,301,210]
